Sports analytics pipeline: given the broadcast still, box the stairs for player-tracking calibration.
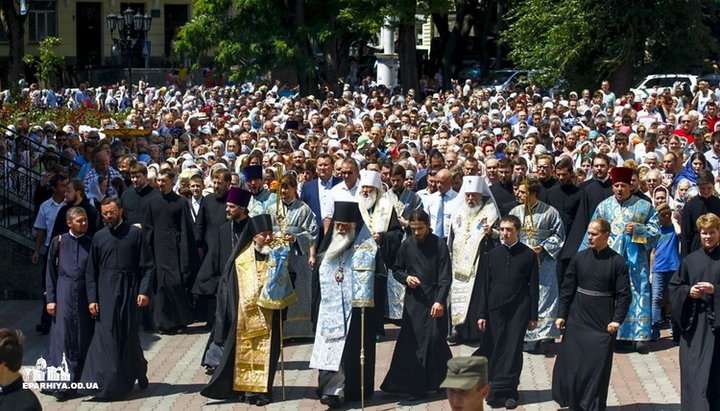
[0,130,79,250]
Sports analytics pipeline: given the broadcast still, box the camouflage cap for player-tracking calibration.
[439,356,488,390]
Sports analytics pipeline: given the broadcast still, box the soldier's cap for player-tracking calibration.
[439,356,488,390]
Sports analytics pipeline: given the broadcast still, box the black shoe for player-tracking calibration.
[137,375,149,389]
[204,366,216,375]
[446,330,459,346]
[320,395,344,408]
[486,398,505,408]
[635,341,649,354]
[53,391,69,402]
[505,398,518,409]
[254,394,271,406]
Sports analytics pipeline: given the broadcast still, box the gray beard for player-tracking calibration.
[255,244,272,255]
[323,228,356,264]
[358,192,377,211]
[461,201,482,222]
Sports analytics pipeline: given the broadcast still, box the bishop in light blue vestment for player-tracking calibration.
[583,193,659,342]
[510,197,565,349]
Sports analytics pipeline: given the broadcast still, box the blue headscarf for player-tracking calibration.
[673,153,711,186]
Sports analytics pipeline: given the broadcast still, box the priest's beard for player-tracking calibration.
[461,201,482,222]
[358,191,377,211]
[255,244,272,255]
[323,228,356,264]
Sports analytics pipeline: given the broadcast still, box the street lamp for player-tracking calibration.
[106,6,152,89]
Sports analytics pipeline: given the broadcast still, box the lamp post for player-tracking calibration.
[106,7,152,89]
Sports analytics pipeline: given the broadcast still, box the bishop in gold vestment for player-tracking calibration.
[201,214,295,406]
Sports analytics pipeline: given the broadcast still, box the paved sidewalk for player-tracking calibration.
[1,300,681,410]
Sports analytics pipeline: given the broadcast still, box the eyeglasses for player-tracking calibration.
[681,120,692,123]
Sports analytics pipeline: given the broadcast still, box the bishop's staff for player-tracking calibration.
[522,176,541,266]
[257,163,295,401]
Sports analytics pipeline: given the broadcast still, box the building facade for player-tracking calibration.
[0,0,193,69]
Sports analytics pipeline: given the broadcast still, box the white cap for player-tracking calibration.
[359,169,382,190]
[463,175,487,194]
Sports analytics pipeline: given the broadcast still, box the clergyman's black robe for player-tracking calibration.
[490,181,515,216]
[193,192,229,253]
[45,232,94,389]
[50,198,102,238]
[143,191,195,331]
[669,246,720,411]
[120,184,160,225]
[475,242,538,403]
[546,182,582,285]
[679,195,720,257]
[200,238,281,400]
[380,233,453,396]
[371,208,403,335]
[198,218,248,369]
[79,221,153,399]
[552,247,630,411]
[563,178,612,260]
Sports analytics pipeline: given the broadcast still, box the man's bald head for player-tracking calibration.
[436,169,452,194]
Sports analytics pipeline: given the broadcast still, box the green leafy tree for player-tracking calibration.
[23,36,65,88]
[502,0,717,91]
[0,0,27,92]
[174,0,384,94]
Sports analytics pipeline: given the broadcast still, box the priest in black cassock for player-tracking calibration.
[143,169,195,333]
[552,219,630,411]
[490,158,515,216]
[0,329,42,410]
[120,163,160,227]
[194,168,232,254]
[200,214,286,406]
[50,178,101,238]
[80,197,153,399]
[563,154,613,261]
[679,170,720,257]
[669,213,720,410]
[475,215,538,410]
[192,168,231,323]
[545,158,582,285]
[380,209,452,399]
[310,201,378,408]
[44,207,94,401]
[197,186,252,374]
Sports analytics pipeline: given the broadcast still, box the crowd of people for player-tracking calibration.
[1,74,719,410]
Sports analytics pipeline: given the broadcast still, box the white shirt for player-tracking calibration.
[33,197,65,247]
[190,196,203,222]
[318,177,335,221]
[324,180,359,219]
[423,189,458,238]
[705,149,720,171]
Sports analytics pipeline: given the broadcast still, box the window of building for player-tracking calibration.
[415,23,424,46]
[29,0,57,42]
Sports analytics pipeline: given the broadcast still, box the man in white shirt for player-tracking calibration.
[32,174,67,264]
[323,157,360,233]
[424,168,458,238]
[704,131,720,172]
[32,173,67,335]
[636,98,663,128]
[189,174,205,223]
